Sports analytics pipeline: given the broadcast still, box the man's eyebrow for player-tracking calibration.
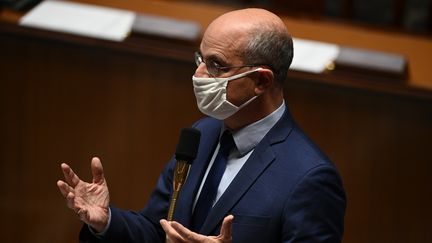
[205,53,228,65]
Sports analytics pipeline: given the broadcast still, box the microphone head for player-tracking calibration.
[175,128,201,164]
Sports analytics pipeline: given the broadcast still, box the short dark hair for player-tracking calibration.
[240,26,294,85]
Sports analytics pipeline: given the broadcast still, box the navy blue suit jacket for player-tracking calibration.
[80,108,346,242]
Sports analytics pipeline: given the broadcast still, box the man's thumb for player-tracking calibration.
[220,215,234,239]
[91,157,105,183]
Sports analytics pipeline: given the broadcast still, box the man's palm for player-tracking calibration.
[57,157,110,232]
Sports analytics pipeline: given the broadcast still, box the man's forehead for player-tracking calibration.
[200,25,246,55]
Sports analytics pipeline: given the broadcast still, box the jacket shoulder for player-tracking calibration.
[192,117,222,134]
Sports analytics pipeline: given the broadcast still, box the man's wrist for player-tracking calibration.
[88,207,111,237]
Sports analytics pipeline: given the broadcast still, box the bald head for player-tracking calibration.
[202,8,293,85]
[207,8,287,34]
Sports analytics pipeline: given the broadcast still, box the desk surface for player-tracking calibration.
[1,0,432,99]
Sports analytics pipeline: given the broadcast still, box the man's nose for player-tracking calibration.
[194,63,210,77]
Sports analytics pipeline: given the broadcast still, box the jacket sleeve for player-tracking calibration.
[281,164,346,243]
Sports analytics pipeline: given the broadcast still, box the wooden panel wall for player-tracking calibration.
[0,34,201,243]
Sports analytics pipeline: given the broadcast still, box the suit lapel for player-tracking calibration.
[200,108,294,235]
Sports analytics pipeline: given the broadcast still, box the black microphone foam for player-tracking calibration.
[175,128,201,163]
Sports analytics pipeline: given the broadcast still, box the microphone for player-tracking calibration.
[167,128,201,221]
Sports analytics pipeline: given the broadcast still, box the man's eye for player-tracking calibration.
[211,61,230,73]
[210,61,222,70]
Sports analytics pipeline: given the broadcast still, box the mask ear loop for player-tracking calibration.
[253,67,274,95]
[236,95,259,109]
[222,67,263,109]
[213,68,263,83]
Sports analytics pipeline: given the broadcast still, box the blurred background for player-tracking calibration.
[203,0,432,33]
[1,0,431,242]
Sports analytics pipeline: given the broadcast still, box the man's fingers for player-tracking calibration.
[219,215,234,240]
[58,180,81,212]
[170,221,201,242]
[66,192,76,210]
[91,157,105,184]
[61,163,81,187]
[160,219,185,242]
[57,180,73,198]
[77,208,89,223]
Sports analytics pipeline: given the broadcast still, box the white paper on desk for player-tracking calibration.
[290,38,340,73]
[19,0,136,41]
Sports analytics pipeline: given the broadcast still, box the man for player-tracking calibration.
[57,8,346,243]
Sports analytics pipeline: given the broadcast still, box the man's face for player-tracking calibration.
[194,23,257,107]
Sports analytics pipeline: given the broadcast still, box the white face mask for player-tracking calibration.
[192,68,262,120]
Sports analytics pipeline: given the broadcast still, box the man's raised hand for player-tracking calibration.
[57,157,110,232]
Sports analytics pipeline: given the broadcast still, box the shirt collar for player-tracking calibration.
[222,101,286,156]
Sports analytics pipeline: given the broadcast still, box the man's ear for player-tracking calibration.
[254,69,274,95]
